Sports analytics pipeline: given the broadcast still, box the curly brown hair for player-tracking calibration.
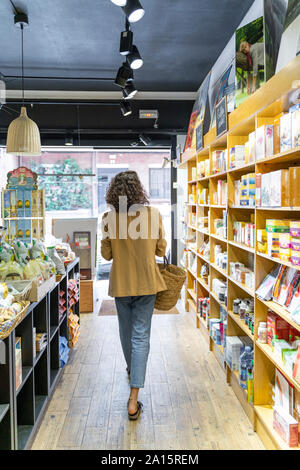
[105,170,149,211]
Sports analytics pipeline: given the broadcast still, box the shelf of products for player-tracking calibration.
[0,259,80,450]
[181,56,300,450]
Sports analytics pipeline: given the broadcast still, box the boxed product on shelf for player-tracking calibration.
[225,336,243,371]
[15,336,22,390]
[248,131,256,163]
[59,335,69,368]
[191,167,197,181]
[212,278,227,304]
[197,297,210,321]
[212,150,227,174]
[290,103,300,149]
[67,313,80,348]
[197,159,209,178]
[213,180,227,206]
[229,145,245,169]
[289,168,300,207]
[240,173,256,207]
[233,218,255,248]
[36,332,47,352]
[260,170,289,207]
[256,124,274,160]
[230,263,254,289]
[273,405,299,447]
[198,188,208,205]
[267,310,290,348]
[293,346,300,383]
[257,229,268,253]
[280,113,292,152]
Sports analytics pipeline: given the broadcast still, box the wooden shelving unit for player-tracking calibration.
[181,55,300,450]
[0,258,80,450]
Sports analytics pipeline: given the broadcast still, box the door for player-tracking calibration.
[97,167,128,214]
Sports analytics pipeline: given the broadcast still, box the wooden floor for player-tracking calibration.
[31,289,264,450]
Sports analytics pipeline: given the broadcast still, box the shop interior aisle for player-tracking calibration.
[31,283,264,450]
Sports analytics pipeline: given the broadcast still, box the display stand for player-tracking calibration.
[180,55,300,450]
[0,258,80,450]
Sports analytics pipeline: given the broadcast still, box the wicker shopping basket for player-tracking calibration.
[155,257,186,311]
[0,301,30,340]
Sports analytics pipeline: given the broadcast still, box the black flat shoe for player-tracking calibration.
[128,400,143,421]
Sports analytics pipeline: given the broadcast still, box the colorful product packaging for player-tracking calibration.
[280,113,292,152]
[267,311,290,348]
[248,131,256,162]
[256,124,274,160]
[24,189,32,218]
[16,189,24,218]
[289,167,300,207]
[266,219,291,234]
[273,406,299,447]
[15,337,22,390]
[291,103,300,148]
[290,221,300,238]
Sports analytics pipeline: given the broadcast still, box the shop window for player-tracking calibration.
[149,168,170,200]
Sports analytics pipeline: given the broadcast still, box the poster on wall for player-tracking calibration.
[275,0,300,72]
[183,109,197,152]
[196,71,211,123]
[264,0,288,80]
[235,16,265,108]
[183,71,211,153]
[209,64,233,130]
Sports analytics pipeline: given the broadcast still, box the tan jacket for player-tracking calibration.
[101,206,167,297]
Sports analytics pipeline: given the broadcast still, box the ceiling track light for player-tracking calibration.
[120,100,132,116]
[114,62,132,88]
[110,0,127,6]
[120,20,133,56]
[122,0,145,23]
[127,45,143,70]
[122,82,137,99]
[139,134,151,146]
[65,133,74,146]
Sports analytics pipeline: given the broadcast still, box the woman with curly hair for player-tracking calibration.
[101,171,167,420]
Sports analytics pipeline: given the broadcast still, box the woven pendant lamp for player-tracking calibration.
[6,12,41,156]
[6,106,41,156]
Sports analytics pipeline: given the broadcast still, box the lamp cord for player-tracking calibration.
[21,23,24,105]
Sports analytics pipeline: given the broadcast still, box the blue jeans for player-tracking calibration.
[115,294,156,388]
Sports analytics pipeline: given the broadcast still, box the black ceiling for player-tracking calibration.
[0,0,255,93]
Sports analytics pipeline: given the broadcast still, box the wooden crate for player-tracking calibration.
[80,279,94,313]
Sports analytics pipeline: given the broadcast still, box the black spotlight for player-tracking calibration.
[126,45,143,70]
[120,29,133,55]
[114,63,132,88]
[122,82,137,99]
[122,0,145,23]
[120,100,132,116]
[139,134,151,146]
